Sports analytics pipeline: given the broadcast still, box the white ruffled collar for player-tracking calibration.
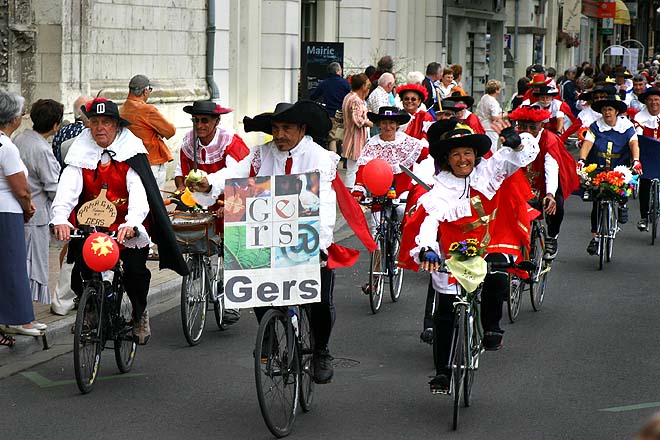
[595,116,633,134]
[635,109,660,128]
[65,128,148,169]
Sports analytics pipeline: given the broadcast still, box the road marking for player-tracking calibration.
[599,402,660,413]
[20,371,145,388]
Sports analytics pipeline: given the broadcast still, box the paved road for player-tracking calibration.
[2,196,660,439]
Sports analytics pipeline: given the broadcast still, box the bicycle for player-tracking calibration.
[169,209,231,346]
[507,203,551,321]
[254,304,314,438]
[360,195,406,314]
[593,195,619,270]
[433,258,534,430]
[647,178,660,245]
[63,226,138,394]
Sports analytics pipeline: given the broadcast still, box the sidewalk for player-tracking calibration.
[0,166,353,376]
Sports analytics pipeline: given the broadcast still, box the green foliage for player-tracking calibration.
[223,225,271,270]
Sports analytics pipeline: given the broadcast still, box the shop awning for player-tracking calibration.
[614,0,631,25]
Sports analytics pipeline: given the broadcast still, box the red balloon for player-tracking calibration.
[362,159,394,196]
[82,232,120,272]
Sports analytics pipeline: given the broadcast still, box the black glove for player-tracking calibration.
[420,248,441,264]
[500,126,522,149]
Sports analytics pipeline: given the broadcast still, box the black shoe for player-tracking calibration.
[544,236,558,260]
[586,238,598,255]
[482,331,503,351]
[638,219,648,231]
[312,349,334,384]
[582,191,592,202]
[618,206,628,224]
[222,308,241,326]
[429,373,450,394]
[420,328,433,344]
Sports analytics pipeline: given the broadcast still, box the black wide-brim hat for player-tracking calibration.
[243,100,332,139]
[427,119,491,161]
[183,100,232,115]
[591,96,628,114]
[367,106,411,125]
[450,92,475,108]
[82,98,131,127]
[578,84,617,101]
[532,85,559,96]
[639,87,660,103]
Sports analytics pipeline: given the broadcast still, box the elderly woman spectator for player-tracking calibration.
[0,90,42,342]
[477,79,504,150]
[341,73,373,188]
[14,99,63,306]
[398,83,434,142]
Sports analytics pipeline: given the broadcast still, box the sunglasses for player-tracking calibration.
[191,116,216,124]
[402,97,419,102]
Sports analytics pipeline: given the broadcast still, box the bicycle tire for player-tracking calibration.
[298,306,315,412]
[651,181,658,246]
[389,233,404,303]
[451,306,466,431]
[114,288,137,373]
[607,203,615,262]
[507,274,522,322]
[180,254,209,346]
[213,254,229,330]
[255,308,299,438]
[464,304,479,407]
[74,286,103,394]
[368,234,385,314]
[530,225,547,311]
[598,203,607,270]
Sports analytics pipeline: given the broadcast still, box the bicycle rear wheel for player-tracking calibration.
[298,306,315,412]
[368,234,385,314]
[530,226,547,311]
[181,254,209,346]
[74,286,103,394]
[255,309,299,438]
[212,254,230,330]
[451,306,466,431]
[507,274,522,322]
[388,233,404,303]
[114,287,137,373]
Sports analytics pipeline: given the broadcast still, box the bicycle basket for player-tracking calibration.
[169,212,220,255]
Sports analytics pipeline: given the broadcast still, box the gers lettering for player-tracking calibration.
[225,276,320,304]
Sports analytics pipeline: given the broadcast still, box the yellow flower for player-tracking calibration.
[465,248,477,257]
[584,164,597,173]
[448,242,459,252]
[466,238,479,245]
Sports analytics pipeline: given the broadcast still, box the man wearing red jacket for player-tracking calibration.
[509,105,579,259]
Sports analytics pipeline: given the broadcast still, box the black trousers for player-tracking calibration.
[545,187,565,238]
[70,241,151,321]
[432,253,509,375]
[255,266,336,351]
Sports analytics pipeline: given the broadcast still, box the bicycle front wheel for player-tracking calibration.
[463,307,480,408]
[368,235,385,314]
[530,226,547,311]
[180,254,209,346]
[451,306,466,431]
[607,203,616,262]
[598,203,607,270]
[74,286,103,394]
[388,233,404,302]
[298,306,315,412]
[114,288,137,373]
[255,309,299,438]
[507,274,522,322]
[651,181,658,246]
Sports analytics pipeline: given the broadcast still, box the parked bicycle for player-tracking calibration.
[360,195,406,314]
[54,225,138,394]
[254,304,315,438]
[647,178,660,245]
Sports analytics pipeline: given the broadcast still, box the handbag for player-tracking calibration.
[169,211,220,255]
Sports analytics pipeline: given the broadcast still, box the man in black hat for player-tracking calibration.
[634,87,660,231]
[188,100,376,384]
[51,98,188,345]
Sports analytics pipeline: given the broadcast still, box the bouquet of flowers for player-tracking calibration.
[448,238,487,262]
[587,165,638,201]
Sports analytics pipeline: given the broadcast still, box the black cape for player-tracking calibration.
[126,154,189,276]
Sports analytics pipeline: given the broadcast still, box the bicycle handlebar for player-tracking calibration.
[359,196,407,207]
[49,224,140,239]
